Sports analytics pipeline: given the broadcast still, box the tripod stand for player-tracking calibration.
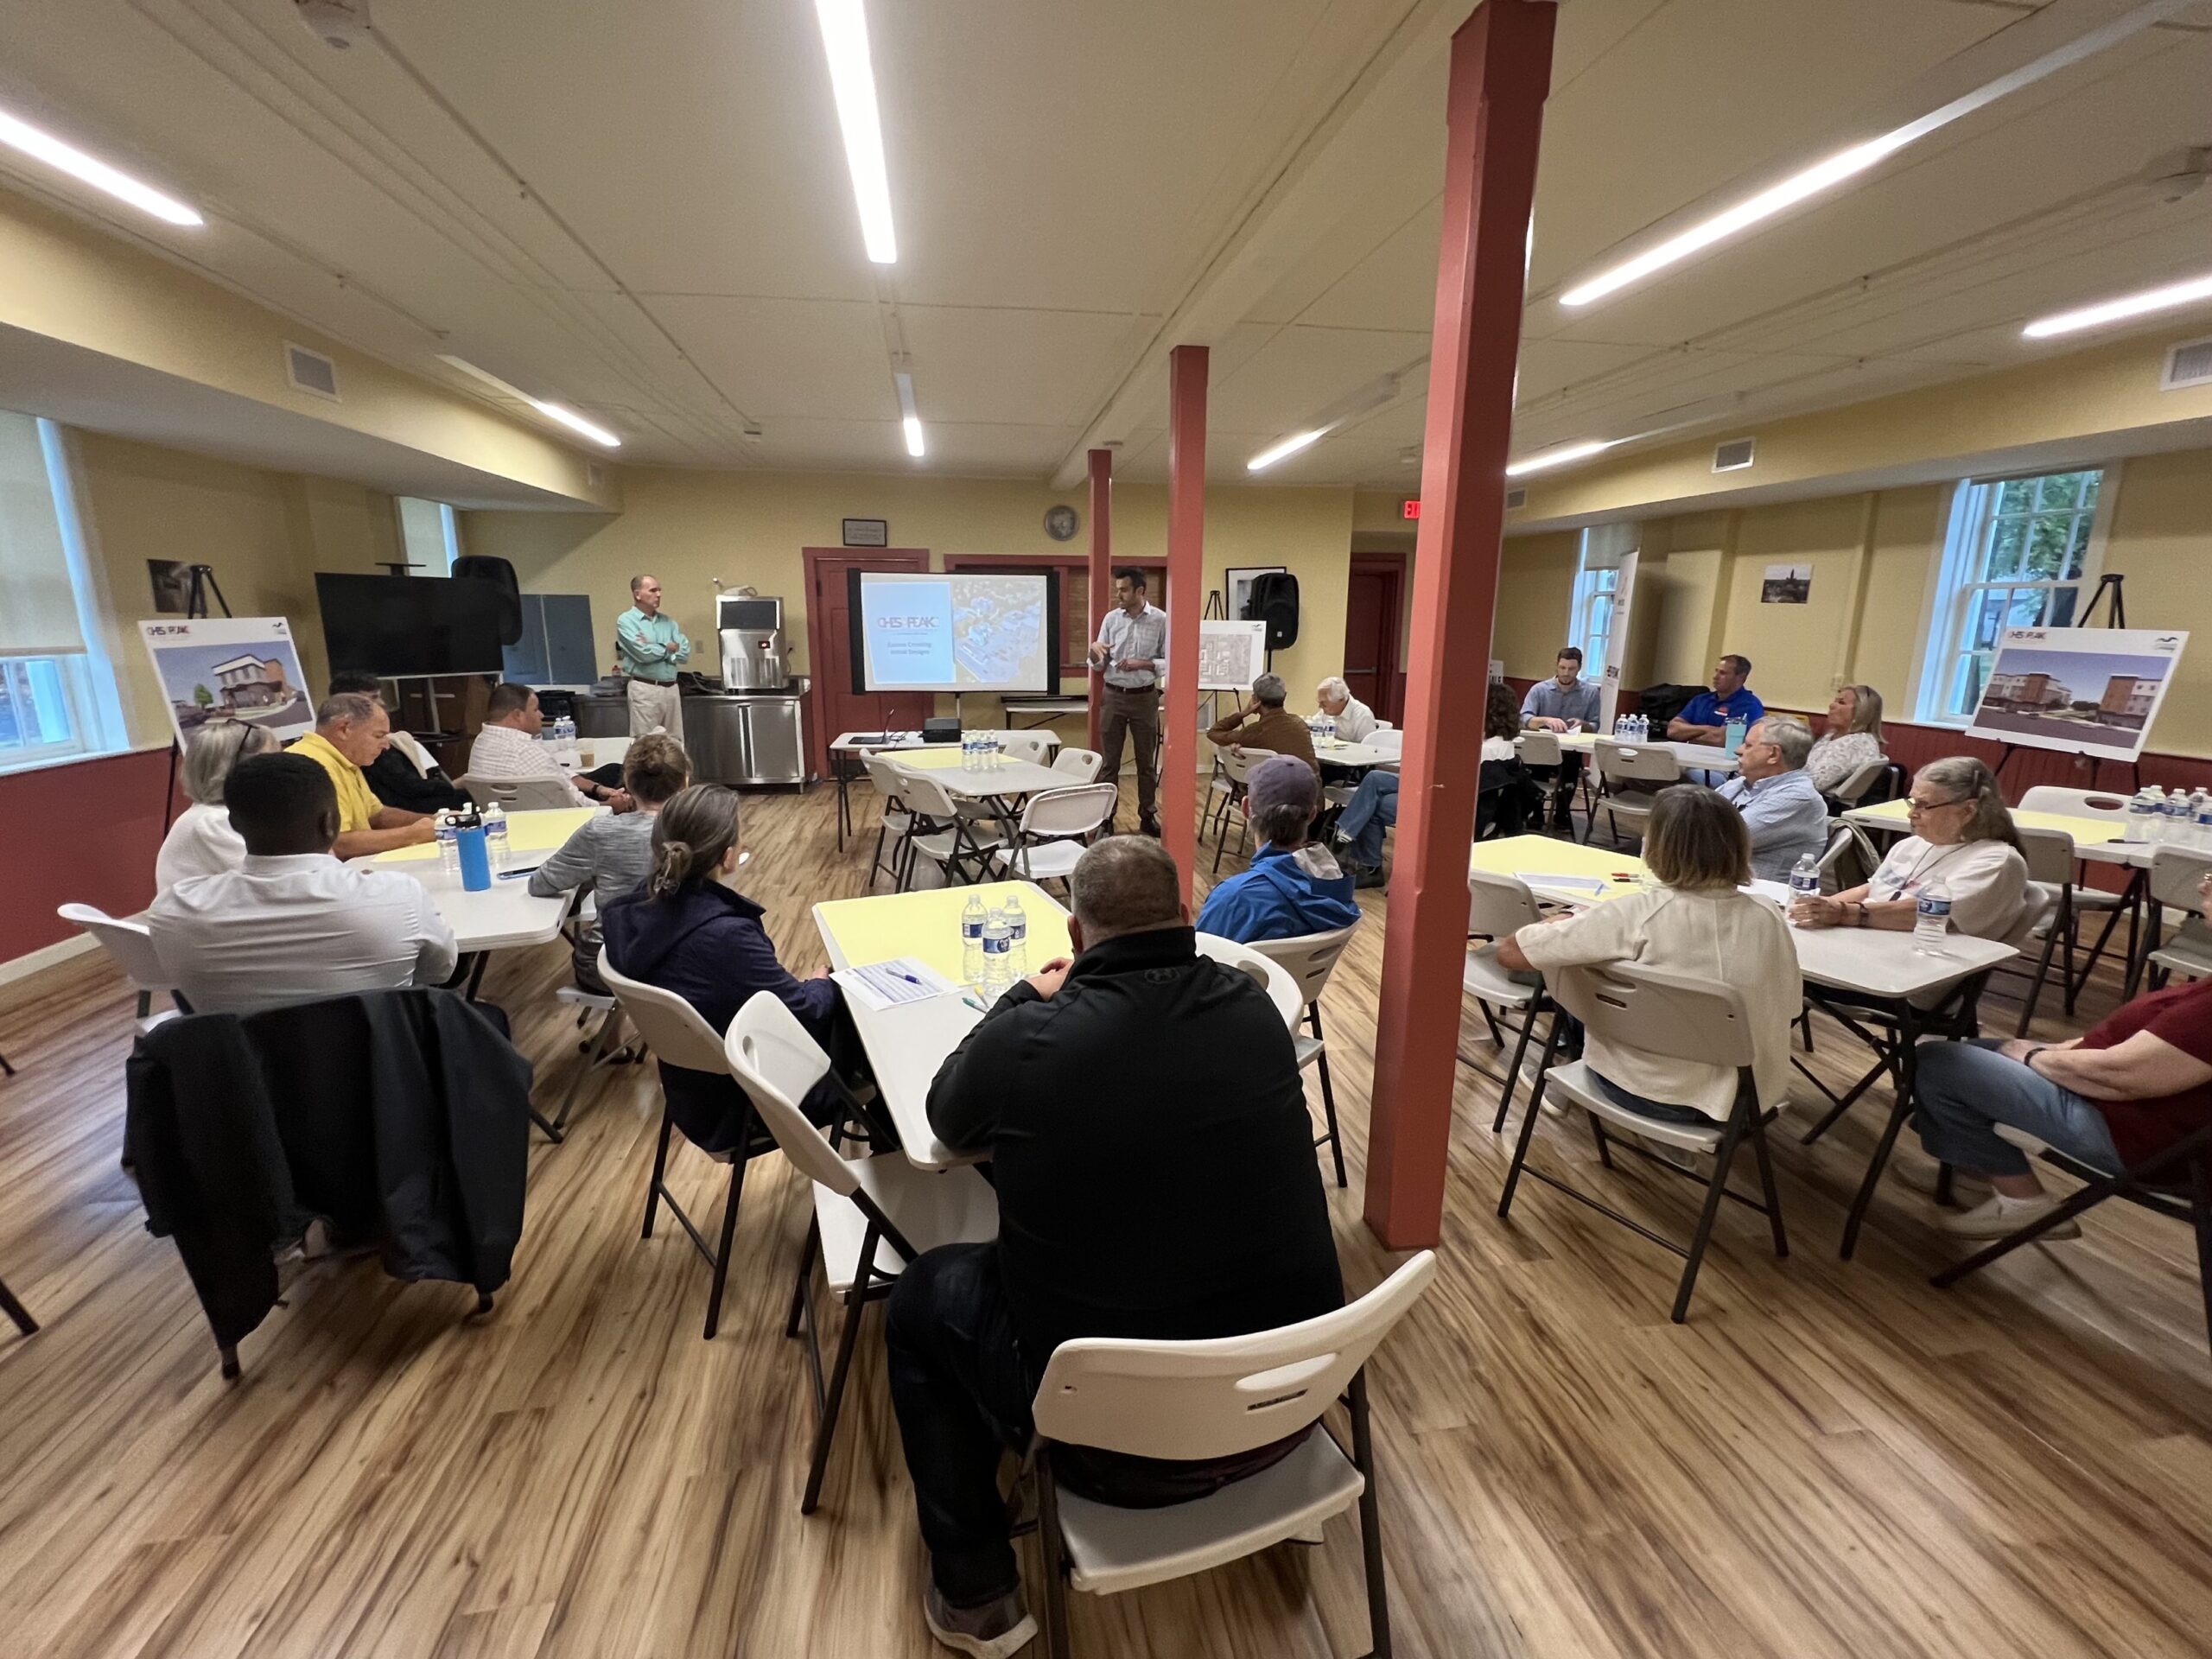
[159,565,236,830]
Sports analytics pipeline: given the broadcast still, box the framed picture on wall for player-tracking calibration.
[1225,565,1285,622]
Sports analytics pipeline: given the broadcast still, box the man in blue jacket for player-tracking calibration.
[1196,753,1362,943]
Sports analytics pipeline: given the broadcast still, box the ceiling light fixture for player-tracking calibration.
[1505,439,1616,478]
[2023,270,2212,340]
[0,105,200,226]
[1247,429,1328,472]
[435,354,622,448]
[1559,1,2195,310]
[894,370,925,458]
[815,0,898,264]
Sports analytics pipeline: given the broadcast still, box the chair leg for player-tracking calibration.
[785,1213,820,1338]
[1749,1115,1789,1259]
[641,1102,677,1239]
[0,1049,14,1077]
[2015,908,2064,1037]
[1490,1001,1542,1135]
[1497,1015,1566,1218]
[2192,1164,2212,1363]
[802,1225,880,1515]
[0,1274,35,1336]
[702,1147,752,1342]
[1348,1371,1393,1659]
[1309,1007,1347,1189]
[136,988,151,1020]
[1035,1455,1073,1659]
[1669,1114,1747,1324]
[552,1009,620,1133]
[1797,1009,1815,1054]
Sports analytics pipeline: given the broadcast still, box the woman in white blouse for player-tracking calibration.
[1804,683,1886,796]
[1496,786,1802,1126]
[1790,756,2038,955]
[155,719,280,893]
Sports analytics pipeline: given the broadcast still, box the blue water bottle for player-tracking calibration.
[1723,717,1746,756]
[455,824,492,891]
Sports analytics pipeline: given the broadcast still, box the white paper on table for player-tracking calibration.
[1513,872,1611,899]
[834,957,959,1011]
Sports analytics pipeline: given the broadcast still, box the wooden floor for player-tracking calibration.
[3,780,2210,1659]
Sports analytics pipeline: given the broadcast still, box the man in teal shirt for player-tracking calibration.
[616,573,690,744]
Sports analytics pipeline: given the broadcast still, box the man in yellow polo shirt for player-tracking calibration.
[289,692,435,860]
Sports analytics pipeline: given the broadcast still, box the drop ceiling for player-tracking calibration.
[0,0,2207,490]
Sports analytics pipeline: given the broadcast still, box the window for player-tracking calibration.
[1916,468,2107,723]
[394,496,461,575]
[941,556,1167,681]
[0,413,124,774]
[1569,523,1635,684]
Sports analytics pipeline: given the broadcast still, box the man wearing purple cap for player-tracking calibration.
[1196,753,1361,943]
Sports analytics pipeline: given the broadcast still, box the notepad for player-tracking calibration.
[835,957,958,1011]
[1513,872,1613,899]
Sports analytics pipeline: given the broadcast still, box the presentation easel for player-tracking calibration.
[159,564,233,830]
[1990,574,2136,792]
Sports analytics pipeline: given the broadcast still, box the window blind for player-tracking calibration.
[0,409,83,655]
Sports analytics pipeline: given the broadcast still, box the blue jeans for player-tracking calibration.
[1911,1039,2121,1179]
[1337,770,1398,865]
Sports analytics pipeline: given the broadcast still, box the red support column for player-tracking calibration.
[1364,0,1556,1249]
[1160,345,1208,906]
[1086,448,1114,753]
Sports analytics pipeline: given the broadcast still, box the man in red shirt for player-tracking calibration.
[1910,865,2212,1239]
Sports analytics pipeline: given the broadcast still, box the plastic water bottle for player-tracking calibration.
[961,734,976,772]
[481,802,509,872]
[961,894,986,982]
[982,905,1010,988]
[1913,875,1953,956]
[2164,790,2191,845]
[2127,787,2159,842]
[2194,791,2212,851]
[435,810,461,877]
[1005,893,1027,976]
[988,735,1003,771]
[1788,852,1821,921]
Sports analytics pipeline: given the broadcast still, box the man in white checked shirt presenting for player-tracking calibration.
[1085,567,1168,836]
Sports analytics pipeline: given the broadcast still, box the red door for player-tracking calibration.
[1342,554,1406,723]
[803,546,931,777]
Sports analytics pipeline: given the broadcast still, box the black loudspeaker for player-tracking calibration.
[452,555,524,646]
[1249,571,1300,650]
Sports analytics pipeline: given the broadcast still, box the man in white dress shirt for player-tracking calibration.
[467,683,630,810]
[149,753,457,1016]
[1085,568,1168,836]
[1313,677,1377,743]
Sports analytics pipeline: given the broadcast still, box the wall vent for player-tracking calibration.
[1711,436,1755,473]
[587,461,606,490]
[2163,335,2212,391]
[1504,486,1528,510]
[284,342,340,401]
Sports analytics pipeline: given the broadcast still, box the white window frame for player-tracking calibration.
[0,420,127,776]
[1910,464,2116,726]
[1568,524,1634,687]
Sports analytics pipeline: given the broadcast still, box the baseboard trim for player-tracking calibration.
[0,931,97,990]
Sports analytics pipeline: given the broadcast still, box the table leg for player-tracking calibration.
[462,952,492,1001]
[835,757,853,852]
[1839,998,1918,1260]
[2120,867,2156,1000]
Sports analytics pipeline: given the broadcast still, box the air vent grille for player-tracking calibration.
[1712,437,1755,473]
[285,342,340,401]
[2163,336,2212,391]
[1504,486,1528,510]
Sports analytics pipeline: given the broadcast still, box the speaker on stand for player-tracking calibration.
[1247,571,1300,667]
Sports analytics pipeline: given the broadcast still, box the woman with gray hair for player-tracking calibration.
[154,719,282,892]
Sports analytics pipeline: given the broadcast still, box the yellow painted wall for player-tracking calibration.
[1854,485,1947,710]
[1493,531,1580,680]
[464,469,1358,734]
[2102,449,2212,749]
[1719,494,1871,711]
[63,430,397,745]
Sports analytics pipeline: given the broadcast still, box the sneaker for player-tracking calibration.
[1889,1159,1990,1201]
[924,1585,1039,1658]
[1938,1194,2082,1242]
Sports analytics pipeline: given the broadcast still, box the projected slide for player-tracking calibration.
[850,569,1058,693]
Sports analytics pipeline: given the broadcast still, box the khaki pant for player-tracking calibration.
[627,677,683,745]
[1097,683,1161,826]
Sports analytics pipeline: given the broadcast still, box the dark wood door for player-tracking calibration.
[1342,555,1406,723]
[802,547,930,778]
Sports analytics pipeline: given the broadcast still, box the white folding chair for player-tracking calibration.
[2146,846,2212,988]
[989,785,1120,889]
[1209,749,1260,874]
[463,774,576,811]
[1193,932,1303,1031]
[994,730,1055,766]
[2015,785,2136,1004]
[860,753,916,891]
[724,993,997,1513]
[2008,824,2123,1032]
[58,903,180,1032]
[892,768,1001,890]
[598,953,787,1340]
[1243,923,1360,1187]
[1026,1251,1438,1659]
[1052,747,1105,784]
[1586,741,1682,847]
[1816,818,1881,894]
[1458,871,1554,1128]
[1829,757,1889,806]
[1497,960,1789,1323]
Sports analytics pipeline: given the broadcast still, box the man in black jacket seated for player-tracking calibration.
[886,836,1344,1657]
[327,672,469,816]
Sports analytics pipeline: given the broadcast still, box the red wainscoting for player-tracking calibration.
[0,747,180,966]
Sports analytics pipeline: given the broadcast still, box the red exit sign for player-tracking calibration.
[1402,499,1421,519]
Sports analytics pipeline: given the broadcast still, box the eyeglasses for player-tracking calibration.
[1904,795,1967,814]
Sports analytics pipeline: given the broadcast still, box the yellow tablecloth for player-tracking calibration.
[816,881,1072,982]
[892,747,976,772]
[1851,797,2128,845]
[1471,834,1648,904]
[373,806,600,863]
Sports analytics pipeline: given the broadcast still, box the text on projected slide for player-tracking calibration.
[855,572,1052,690]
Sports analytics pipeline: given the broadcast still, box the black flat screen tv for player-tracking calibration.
[316,574,508,677]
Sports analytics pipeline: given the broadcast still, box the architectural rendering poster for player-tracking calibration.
[138,615,314,751]
[1966,626,2188,763]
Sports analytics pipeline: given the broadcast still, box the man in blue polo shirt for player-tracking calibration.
[1669,653,1765,747]
[1196,753,1360,943]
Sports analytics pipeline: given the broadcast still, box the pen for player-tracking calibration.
[887,967,927,987]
